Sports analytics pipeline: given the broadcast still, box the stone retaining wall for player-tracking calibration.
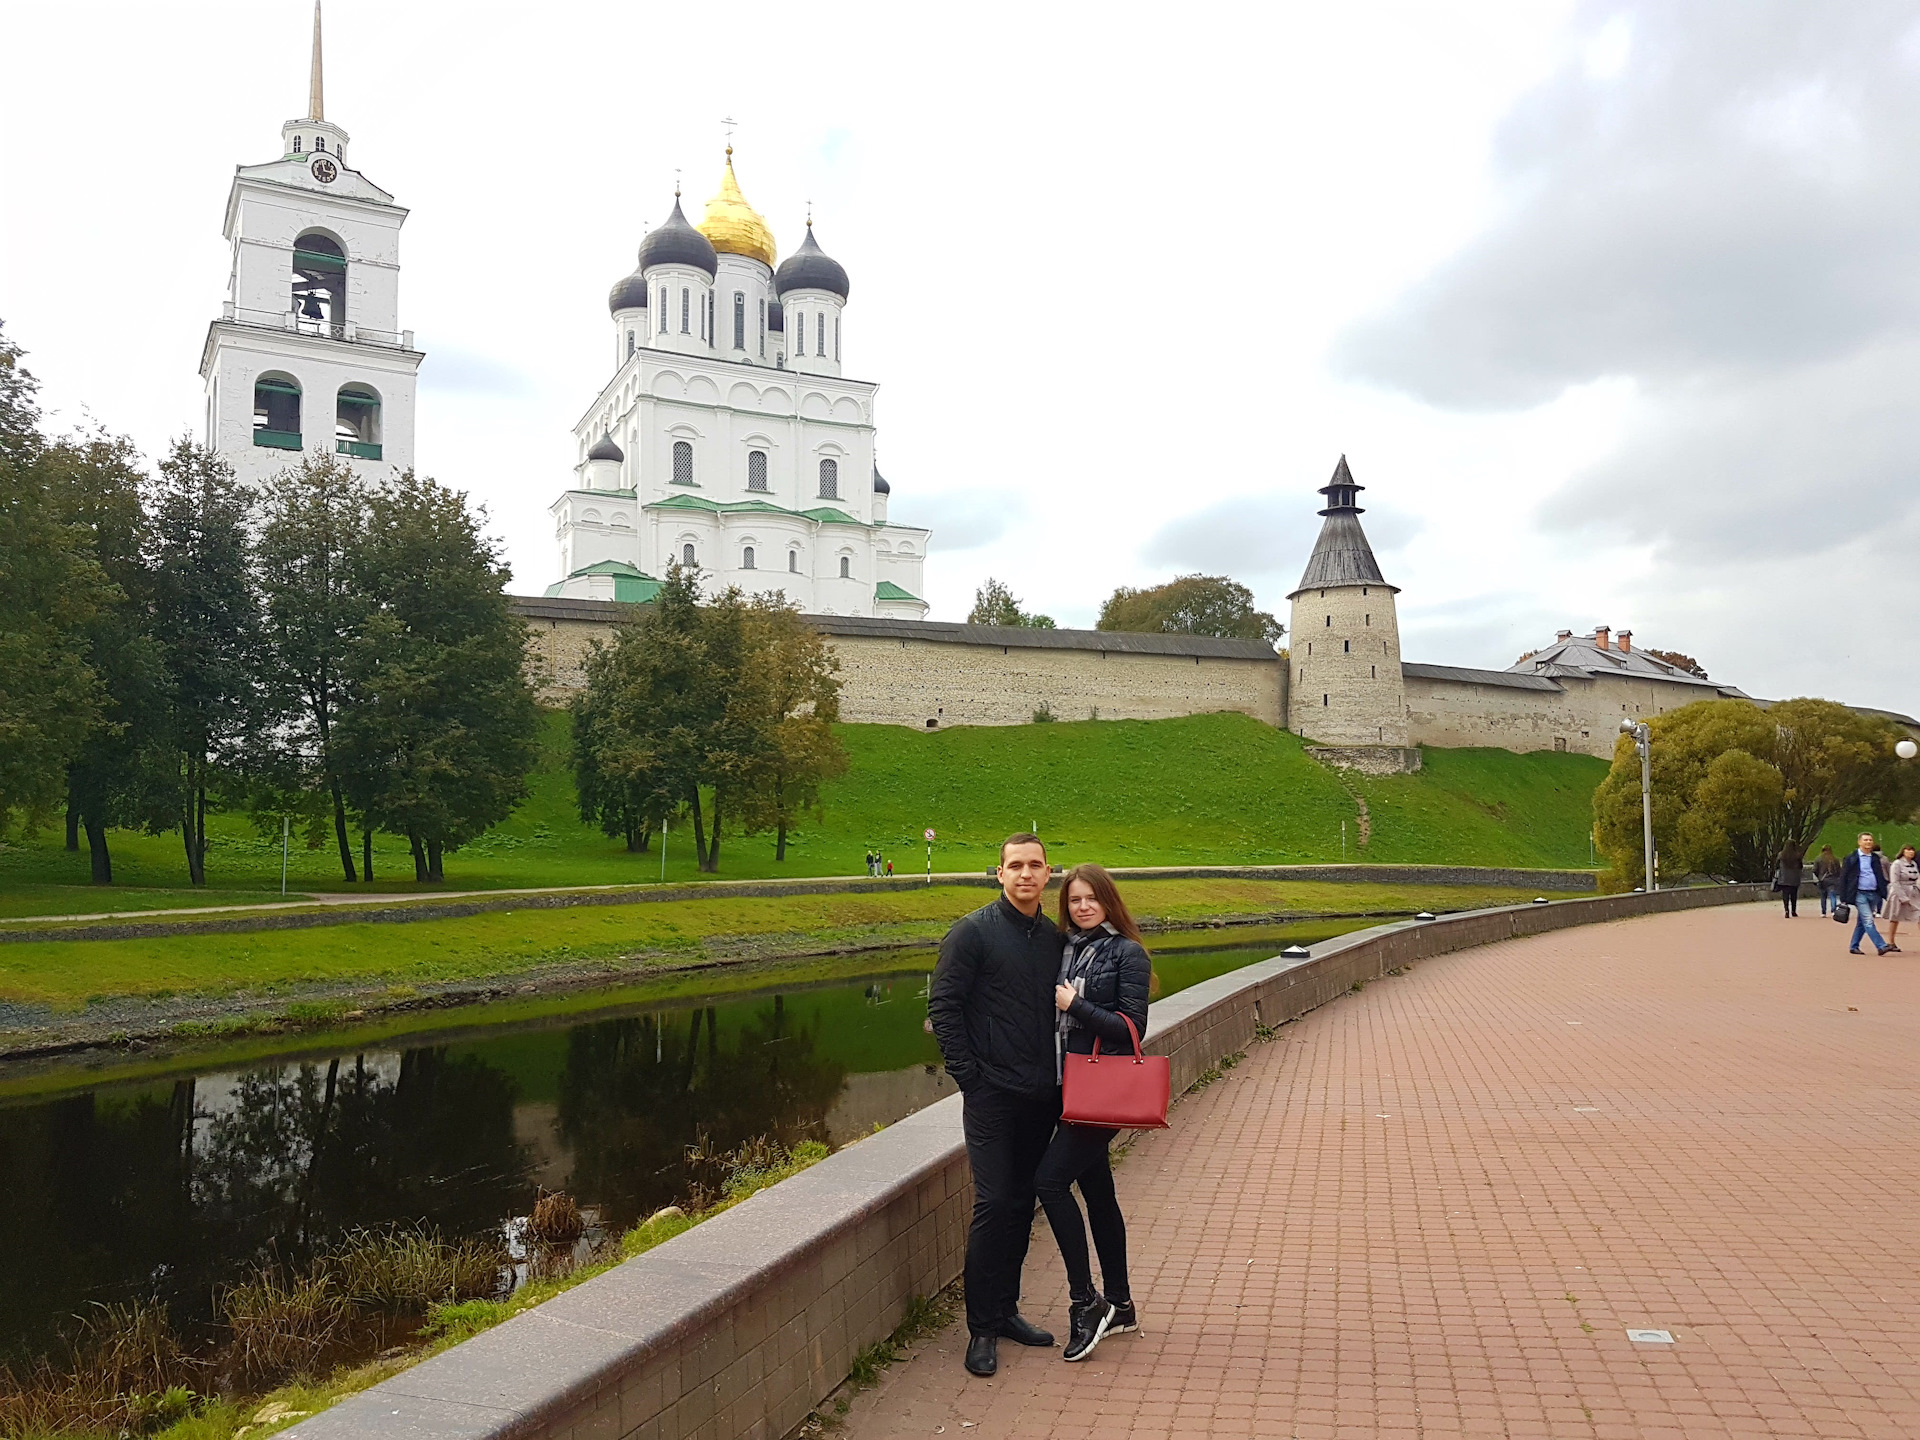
[283,884,1759,1440]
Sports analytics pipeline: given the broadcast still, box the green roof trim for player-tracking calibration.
[874,581,922,603]
[645,494,868,527]
[543,558,662,604]
[568,560,657,577]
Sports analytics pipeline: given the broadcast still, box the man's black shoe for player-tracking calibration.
[997,1314,1055,1347]
[964,1333,998,1376]
[1107,1300,1138,1334]
[1063,1298,1116,1362]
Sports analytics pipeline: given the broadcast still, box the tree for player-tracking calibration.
[572,615,683,854]
[1646,649,1708,678]
[732,596,848,861]
[47,431,173,883]
[1098,574,1284,643]
[337,471,539,883]
[968,577,1054,628]
[0,325,112,838]
[146,441,263,885]
[255,455,371,882]
[1593,696,1920,885]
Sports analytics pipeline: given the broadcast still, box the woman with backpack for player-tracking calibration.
[1036,862,1151,1363]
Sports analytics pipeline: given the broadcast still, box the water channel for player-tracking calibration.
[0,923,1359,1365]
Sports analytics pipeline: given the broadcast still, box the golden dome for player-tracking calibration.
[696,148,777,268]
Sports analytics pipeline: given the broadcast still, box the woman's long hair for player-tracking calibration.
[1058,862,1145,946]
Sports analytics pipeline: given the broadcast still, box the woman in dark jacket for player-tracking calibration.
[1813,846,1843,915]
[1773,843,1805,918]
[1038,862,1151,1363]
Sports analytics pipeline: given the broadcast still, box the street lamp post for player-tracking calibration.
[1620,718,1654,891]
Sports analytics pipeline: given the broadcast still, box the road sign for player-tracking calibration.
[924,828,936,841]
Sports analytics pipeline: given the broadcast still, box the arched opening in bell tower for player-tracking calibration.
[335,384,382,459]
[292,231,347,337]
[253,374,303,450]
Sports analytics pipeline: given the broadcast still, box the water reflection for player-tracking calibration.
[0,931,1340,1366]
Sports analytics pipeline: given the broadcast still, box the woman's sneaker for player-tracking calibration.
[1063,1297,1116,1362]
[1107,1300,1138,1334]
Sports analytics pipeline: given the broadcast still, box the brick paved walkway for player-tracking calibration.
[838,903,1920,1439]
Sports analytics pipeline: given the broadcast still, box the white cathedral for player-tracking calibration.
[200,5,930,619]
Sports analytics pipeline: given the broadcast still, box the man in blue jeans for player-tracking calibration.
[1840,832,1892,955]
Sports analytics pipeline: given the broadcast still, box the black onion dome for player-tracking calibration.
[587,434,624,463]
[637,198,718,278]
[774,225,850,299]
[607,270,648,314]
[872,467,890,495]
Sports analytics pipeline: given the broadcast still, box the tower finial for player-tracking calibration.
[722,115,737,162]
[307,0,325,121]
[674,167,682,198]
[806,198,813,227]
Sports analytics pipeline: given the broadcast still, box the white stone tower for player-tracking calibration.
[199,2,422,489]
[1287,457,1411,751]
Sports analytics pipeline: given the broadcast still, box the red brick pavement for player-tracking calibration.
[836,903,1920,1439]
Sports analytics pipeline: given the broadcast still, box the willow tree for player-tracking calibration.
[1594,697,1920,885]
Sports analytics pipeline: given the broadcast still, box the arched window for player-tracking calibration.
[816,312,826,356]
[743,545,756,570]
[659,287,668,332]
[315,136,326,153]
[818,458,839,499]
[788,550,800,573]
[733,292,745,350]
[335,384,381,459]
[758,298,767,358]
[627,330,635,357]
[253,374,302,450]
[292,231,346,335]
[680,288,690,334]
[839,555,851,579]
[835,316,841,361]
[747,450,769,491]
[683,543,696,567]
[292,136,302,153]
[672,441,694,486]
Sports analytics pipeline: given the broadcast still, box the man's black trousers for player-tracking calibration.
[961,1084,1060,1336]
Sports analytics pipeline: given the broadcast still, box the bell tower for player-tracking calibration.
[198,2,423,490]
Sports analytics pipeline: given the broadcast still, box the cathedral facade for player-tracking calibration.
[542,156,930,618]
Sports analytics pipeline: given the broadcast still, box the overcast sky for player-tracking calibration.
[3,2,1916,714]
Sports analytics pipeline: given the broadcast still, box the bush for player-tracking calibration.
[329,1227,504,1313]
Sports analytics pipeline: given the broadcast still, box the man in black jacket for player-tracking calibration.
[929,832,1063,1376]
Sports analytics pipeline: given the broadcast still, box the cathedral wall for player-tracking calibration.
[516,602,1284,727]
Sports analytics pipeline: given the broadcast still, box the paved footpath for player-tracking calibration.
[838,903,1920,1439]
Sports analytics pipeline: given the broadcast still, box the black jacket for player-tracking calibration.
[1840,850,1890,906]
[1059,928,1152,1057]
[930,896,1062,1097]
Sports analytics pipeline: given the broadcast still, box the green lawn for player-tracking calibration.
[0,711,1609,903]
[0,878,1544,1011]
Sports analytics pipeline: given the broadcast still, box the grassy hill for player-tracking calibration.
[0,712,1610,903]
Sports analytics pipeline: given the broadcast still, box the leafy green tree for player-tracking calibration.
[968,577,1055,628]
[0,326,112,838]
[255,454,371,882]
[733,596,848,861]
[47,431,173,883]
[572,616,681,853]
[147,440,264,885]
[1098,573,1284,643]
[1594,697,1920,885]
[337,471,539,882]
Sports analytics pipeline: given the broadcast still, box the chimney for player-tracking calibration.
[1555,629,1572,642]
[1594,625,1611,649]
[1617,629,1632,654]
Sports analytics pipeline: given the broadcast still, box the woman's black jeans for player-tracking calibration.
[1035,1120,1130,1307]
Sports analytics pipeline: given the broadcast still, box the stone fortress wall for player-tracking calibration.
[1403,664,1716,759]
[512,597,1288,728]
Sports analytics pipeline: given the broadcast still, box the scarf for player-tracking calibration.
[1055,923,1120,1079]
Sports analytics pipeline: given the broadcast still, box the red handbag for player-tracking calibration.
[1061,1013,1170,1129]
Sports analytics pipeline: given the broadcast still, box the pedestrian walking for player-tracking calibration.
[885,858,893,877]
[1840,832,1893,956]
[1037,863,1150,1363]
[1772,843,1805,917]
[1813,845,1842,915]
[928,832,1063,1377]
[1884,843,1920,952]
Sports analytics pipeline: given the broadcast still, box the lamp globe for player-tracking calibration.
[1897,738,1918,761]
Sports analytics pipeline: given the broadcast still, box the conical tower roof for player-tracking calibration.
[1287,456,1397,598]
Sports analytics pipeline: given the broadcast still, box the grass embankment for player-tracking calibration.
[0,878,1541,1014]
[0,712,1609,905]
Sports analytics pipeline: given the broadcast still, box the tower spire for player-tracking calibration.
[307,1,325,121]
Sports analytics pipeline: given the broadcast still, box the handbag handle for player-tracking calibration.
[1089,1013,1145,1064]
